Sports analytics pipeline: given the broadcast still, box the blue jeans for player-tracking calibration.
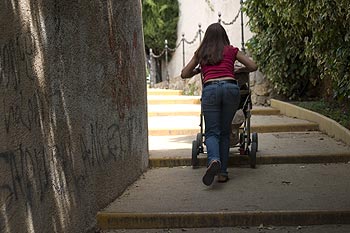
[202,80,240,176]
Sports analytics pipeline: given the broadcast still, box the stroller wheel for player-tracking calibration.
[196,133,203,153]
[252,132,258,151]
[191,140,199,168]
[249,141,257,168]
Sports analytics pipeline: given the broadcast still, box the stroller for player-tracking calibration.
[191,69,258,169]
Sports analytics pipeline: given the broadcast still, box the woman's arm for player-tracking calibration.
[235,51,258,73]
[181,55,200,79]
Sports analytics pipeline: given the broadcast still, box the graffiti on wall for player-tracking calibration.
[1,32,40,135]
[0,29,144,224]
[0,1,147,231]
[0,117,133,211]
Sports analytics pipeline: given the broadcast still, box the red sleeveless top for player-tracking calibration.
[201,45,239,83]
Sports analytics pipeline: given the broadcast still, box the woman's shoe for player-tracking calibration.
[202,160,220,186]
[217,175,229,183]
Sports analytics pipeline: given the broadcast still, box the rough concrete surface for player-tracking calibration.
[0,1,147,233]
[271,99,350,146]
[102,224,350,233]
[149,131,350,159]
[103,164,350,213]
[98,90,350,232]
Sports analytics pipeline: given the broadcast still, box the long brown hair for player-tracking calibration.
[196,23,230,66]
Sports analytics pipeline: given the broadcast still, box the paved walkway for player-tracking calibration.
[97,89,350,232]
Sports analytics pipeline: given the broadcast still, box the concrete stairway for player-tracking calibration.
[97,88,350,232]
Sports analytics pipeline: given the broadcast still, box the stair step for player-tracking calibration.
[97,163,350,229]
[148,104,201,116]
[149,152,350,168]
[251,107,280,115]
[148,131,350,167]
[104,225,350,233]
[147,88,183,96]
[148,115,319,136]
[148,95,201,105]
[148,105,280,117]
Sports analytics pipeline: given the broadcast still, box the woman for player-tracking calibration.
[181,23,257,186]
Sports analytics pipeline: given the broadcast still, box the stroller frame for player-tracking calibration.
[191,71,258,169]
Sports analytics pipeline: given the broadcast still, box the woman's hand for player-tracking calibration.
[236,51,258,73]
[234,65,247,74]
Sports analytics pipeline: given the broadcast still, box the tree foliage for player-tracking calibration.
[142,0,179,55]
[244,0,350,101]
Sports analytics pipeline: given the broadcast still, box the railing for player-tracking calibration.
[149,24,204,88]
[148,1,245,88]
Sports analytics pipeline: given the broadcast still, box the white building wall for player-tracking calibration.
[168,0,253,79]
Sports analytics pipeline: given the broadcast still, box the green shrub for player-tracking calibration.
[142,0,179,54]
[244,0,350,101]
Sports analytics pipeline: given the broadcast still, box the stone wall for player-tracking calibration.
[250,70,273,106]
[0,1,148,233]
